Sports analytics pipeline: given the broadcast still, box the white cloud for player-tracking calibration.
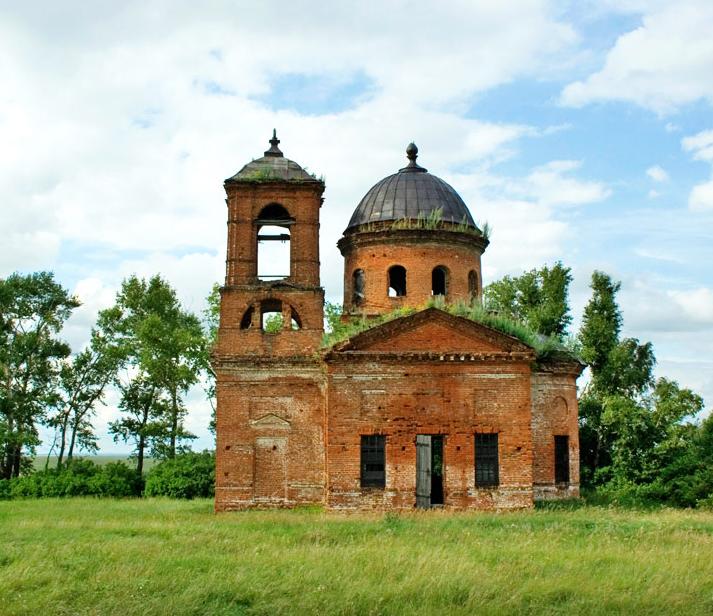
[646,165,669,182]
[682,129,713,162]
[561,1,713,114]
[622,278,713,333]
[521,160,611,207]
[689,180,713,212]
[447,159,608,280]
[682,129,713,211]
[671,287,713,325]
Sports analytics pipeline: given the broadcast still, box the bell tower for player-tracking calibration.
[216,130,325,357]
[214,132,327,512]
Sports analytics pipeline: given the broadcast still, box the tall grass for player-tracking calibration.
[1,499,712,615]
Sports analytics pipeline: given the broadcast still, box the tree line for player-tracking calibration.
[1,266,711,506]
[0,272,217,480]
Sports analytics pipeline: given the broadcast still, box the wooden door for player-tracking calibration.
[416,435,432,509]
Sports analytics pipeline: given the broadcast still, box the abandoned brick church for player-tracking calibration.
[213,132,583,511]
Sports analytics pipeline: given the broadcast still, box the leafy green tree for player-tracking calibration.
[105,275,207,473]
[49,325,123,468]
[201,283,220,434]
[656,413,713,507]
[324,301,349,337]
[578,271,656,484]
[484,262,572,338]
[263,313,283,333]
[600,379,703,484]
[0,272,79,479]
[109,375,170,476]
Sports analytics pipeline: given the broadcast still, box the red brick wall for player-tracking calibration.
[326,355,534,511]
[531,364,581,499]
[214,360,326,511]
[216,286,324,357]
[224,182,324,287]
[338,229,486,315]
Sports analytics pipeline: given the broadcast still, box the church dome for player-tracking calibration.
[346,143,477,232]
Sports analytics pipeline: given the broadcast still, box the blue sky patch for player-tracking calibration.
[253,71,376,115]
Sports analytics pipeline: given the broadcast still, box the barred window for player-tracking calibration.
[360,435,385,488]
[555,435,570,484]
[475,433,499,487]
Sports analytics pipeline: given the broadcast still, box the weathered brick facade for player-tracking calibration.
[213,136,583,512]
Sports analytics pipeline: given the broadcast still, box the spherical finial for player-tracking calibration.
[406,142,418,162]
[400,142,426,172]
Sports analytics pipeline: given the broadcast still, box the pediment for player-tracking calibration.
[332,308,533,355]
[249,413,291,429]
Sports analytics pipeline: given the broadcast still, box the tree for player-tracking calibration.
[202,283,220,434]
[579,271,622,388]
[109,375,170,476]
[484,262,572,338]
[578,271,656,484]
[597,378,707,505]
[105,275,206,473]
[0,272,79,479]
[48,324,123,468]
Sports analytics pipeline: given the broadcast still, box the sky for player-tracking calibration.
[1,0,712,455]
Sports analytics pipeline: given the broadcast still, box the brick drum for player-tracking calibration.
[213,135,584,512]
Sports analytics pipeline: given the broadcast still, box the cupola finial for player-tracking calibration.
[264,129,283,157]
[406,142,418,162]
[400,142,427,173]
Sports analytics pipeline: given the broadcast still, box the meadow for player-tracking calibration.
[1,499,712,615]
[32,455,158,472]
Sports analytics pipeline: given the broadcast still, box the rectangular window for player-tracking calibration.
[475,433,499,487]
[554,435,570,484]
[360,435,385,488]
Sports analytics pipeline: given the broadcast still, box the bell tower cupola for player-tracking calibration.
[216,131,325,357]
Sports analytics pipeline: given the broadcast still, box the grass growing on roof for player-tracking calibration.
[322,305,418,348]
[322,299,580,361]
[356,213,490,239]
[1,499,712,615]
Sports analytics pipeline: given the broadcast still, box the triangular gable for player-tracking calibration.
[332,308,533,355]
[249,413,291,429]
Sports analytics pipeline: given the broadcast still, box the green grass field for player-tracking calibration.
[1,499,712,615]
[33,454,158,472]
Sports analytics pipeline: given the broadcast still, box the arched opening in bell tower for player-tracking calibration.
[256,203,293,281]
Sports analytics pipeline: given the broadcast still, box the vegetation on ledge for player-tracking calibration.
[355,208,491,240]
[321,298,580,361]
[233,166,322,183]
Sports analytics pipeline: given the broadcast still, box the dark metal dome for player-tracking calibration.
[346,143,477,231]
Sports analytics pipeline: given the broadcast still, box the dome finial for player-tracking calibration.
[264,129,283,157]
[406,142,418,162]
[400,142,427,173]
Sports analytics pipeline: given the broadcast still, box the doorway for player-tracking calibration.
[416,435,444,508]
